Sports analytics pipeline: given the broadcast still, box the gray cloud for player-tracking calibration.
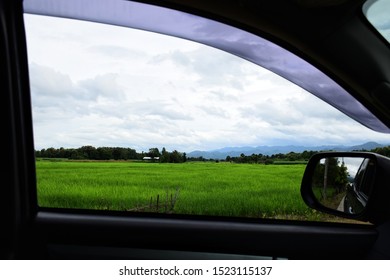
[29,63,75,100]
[79,73,125,99]
[25,13,390,151]
[149,47,250,89]
[365,0,390,41]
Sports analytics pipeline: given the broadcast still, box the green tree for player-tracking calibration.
[161,147,170,163]
[148,147,161,158]
[78,145,97,159]
[170,150,182,163]
[312,157,349,199]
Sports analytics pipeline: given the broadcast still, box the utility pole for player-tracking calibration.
[323,157,329,199]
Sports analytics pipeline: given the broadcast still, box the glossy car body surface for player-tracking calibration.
[344,158,374,214]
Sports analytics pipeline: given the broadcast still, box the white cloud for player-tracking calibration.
[25,13,390,152]
[365,0,390,42]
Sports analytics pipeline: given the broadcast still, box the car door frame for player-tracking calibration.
[1,0,387,260]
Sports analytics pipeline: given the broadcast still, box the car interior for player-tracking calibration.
[2,0,390,260]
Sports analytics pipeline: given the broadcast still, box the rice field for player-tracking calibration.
[35,160,347,221]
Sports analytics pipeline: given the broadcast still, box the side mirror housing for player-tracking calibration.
[301,152,390,224]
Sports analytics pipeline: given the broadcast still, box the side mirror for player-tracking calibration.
[301,152,390,224]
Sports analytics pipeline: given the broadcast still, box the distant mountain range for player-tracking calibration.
[187,142,388,160]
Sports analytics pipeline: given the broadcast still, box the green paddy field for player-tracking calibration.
[35,160,351,222]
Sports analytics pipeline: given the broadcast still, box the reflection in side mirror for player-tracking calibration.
[311,156,375,215]
[302,152,390,224]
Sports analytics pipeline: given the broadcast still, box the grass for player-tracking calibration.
[312,186,347,210]
[35,160,363,222]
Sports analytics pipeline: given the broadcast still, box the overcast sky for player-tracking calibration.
[24,11,390,153]
[365,0,390,42]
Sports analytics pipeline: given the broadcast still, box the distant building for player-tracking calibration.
[142,156,159,161]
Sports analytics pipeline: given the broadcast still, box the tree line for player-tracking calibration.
[35,146,187,163]
[35,145,390,164]
[371,146,390,158]
[225,150,318,164]
[35,146,317,163]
